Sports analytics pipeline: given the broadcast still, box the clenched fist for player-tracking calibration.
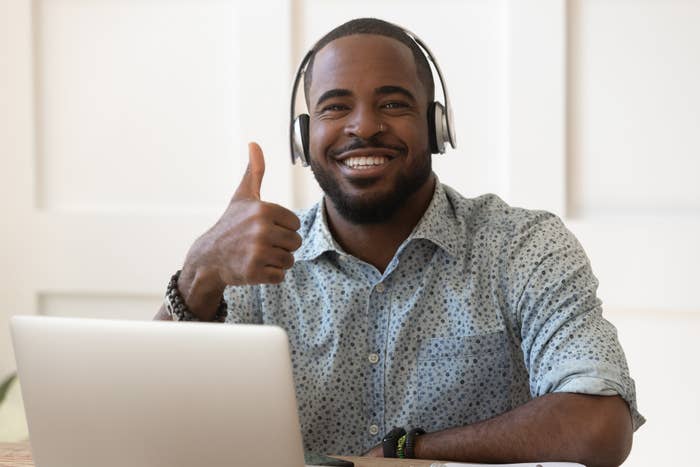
[176,142,302,320]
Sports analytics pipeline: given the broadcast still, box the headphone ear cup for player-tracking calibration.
[291,114,311,166]
[430,102,447,154]
[427,102,438,154]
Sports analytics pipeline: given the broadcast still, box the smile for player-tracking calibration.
[342,155,391,169]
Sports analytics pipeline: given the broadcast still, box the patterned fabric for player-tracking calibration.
[223,182,645,455]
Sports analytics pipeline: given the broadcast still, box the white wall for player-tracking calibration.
[2,0,699,465]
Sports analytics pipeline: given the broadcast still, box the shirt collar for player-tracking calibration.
[294,180,463,262]
[405,180,462,258]
[294,200,342,262]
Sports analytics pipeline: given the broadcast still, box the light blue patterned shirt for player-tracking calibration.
[223,182,644,455]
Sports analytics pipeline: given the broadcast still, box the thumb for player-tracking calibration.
[234,142,265,200]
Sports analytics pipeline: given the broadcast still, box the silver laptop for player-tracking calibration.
[11,315,306,467]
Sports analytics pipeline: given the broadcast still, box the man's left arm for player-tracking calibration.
[410,391,632,467]
[368,215,642,466]
[366,390,632,467]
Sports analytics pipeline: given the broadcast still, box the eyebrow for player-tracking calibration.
[315,85,418,108]
[315,89,352,108]
[374,85,416,102]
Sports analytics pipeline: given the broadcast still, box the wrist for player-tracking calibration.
[166,270,227,322]
[381,427,426,459]
[382,427,406,458]
[406,428,426,459]
[179,265,226,320]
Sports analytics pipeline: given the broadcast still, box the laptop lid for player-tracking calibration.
[10,315,305,467]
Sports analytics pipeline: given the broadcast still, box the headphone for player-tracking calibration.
[289,25,457,166]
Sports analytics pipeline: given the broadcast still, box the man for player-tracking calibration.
[156,18,643,466]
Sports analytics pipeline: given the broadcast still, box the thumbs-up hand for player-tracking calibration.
[234,141,266,200]
[176,142,303,320]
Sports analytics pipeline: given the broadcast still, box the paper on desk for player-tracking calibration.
[429,463,584,467]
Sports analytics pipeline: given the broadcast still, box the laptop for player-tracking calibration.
[10,315,307,467]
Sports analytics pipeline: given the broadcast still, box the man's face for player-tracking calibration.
[307,34,432,224]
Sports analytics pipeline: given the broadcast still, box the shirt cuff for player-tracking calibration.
[554,375,646,431]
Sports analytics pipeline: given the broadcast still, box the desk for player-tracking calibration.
[0,442,436,467]
[0,442,33,467]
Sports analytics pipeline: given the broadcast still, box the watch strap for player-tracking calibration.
[405,427,426,459]
[382,427,406,458]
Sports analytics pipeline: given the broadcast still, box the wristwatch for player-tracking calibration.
[405,427,426,459]
[382,427,406,458]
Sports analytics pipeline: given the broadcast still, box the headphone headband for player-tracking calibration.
[400,28,457,152]
[290,24,457,166]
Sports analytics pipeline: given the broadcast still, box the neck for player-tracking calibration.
[324,174,436,273]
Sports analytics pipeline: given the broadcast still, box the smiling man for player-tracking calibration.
[306,31,437,273]
[155,18,644,467]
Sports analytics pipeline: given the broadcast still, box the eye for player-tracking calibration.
[321,103,349,112]
[382,101,410,110]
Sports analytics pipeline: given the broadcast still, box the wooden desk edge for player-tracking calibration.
[0,442,437,467]
[335,455,436,466]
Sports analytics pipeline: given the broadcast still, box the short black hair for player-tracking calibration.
[303,18,435,107]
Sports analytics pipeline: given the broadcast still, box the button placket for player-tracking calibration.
[365,278,390,446]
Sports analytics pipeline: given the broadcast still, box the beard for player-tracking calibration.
[310,149,432,225]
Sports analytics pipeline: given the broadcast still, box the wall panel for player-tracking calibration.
[563,0,700,311]
[38,293,161,320]
[568,0,700,218]
[34,0,242,212]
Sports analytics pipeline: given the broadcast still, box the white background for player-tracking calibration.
[1,0,699,465]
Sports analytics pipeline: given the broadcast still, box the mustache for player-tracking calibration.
[327,136,407,158]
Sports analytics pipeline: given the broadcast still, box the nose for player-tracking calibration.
[344,105,385,139]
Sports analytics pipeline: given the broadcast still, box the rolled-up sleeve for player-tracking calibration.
[510,215,645,430]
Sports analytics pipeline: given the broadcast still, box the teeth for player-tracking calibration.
[342,156,389,169]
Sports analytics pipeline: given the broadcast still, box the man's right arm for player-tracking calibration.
[152,142,302,321]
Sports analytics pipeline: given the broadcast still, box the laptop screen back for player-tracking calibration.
[11,316,305,467]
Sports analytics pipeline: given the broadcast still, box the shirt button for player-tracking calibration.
[368,353,380,364]
[375,283,386,293]
[369,424,379,435]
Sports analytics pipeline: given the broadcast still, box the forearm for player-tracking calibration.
[414,393,633,467]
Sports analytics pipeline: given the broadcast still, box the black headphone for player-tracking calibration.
[289,25,457,166]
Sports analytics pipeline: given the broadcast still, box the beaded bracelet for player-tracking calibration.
[165,270,227,322]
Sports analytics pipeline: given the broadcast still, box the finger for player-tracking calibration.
[261,247,296,270]
[234,142,265,200]
[265,226,303,252]
[230,247,294,282]
[259,266,286,284]
[262,202,301,231]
